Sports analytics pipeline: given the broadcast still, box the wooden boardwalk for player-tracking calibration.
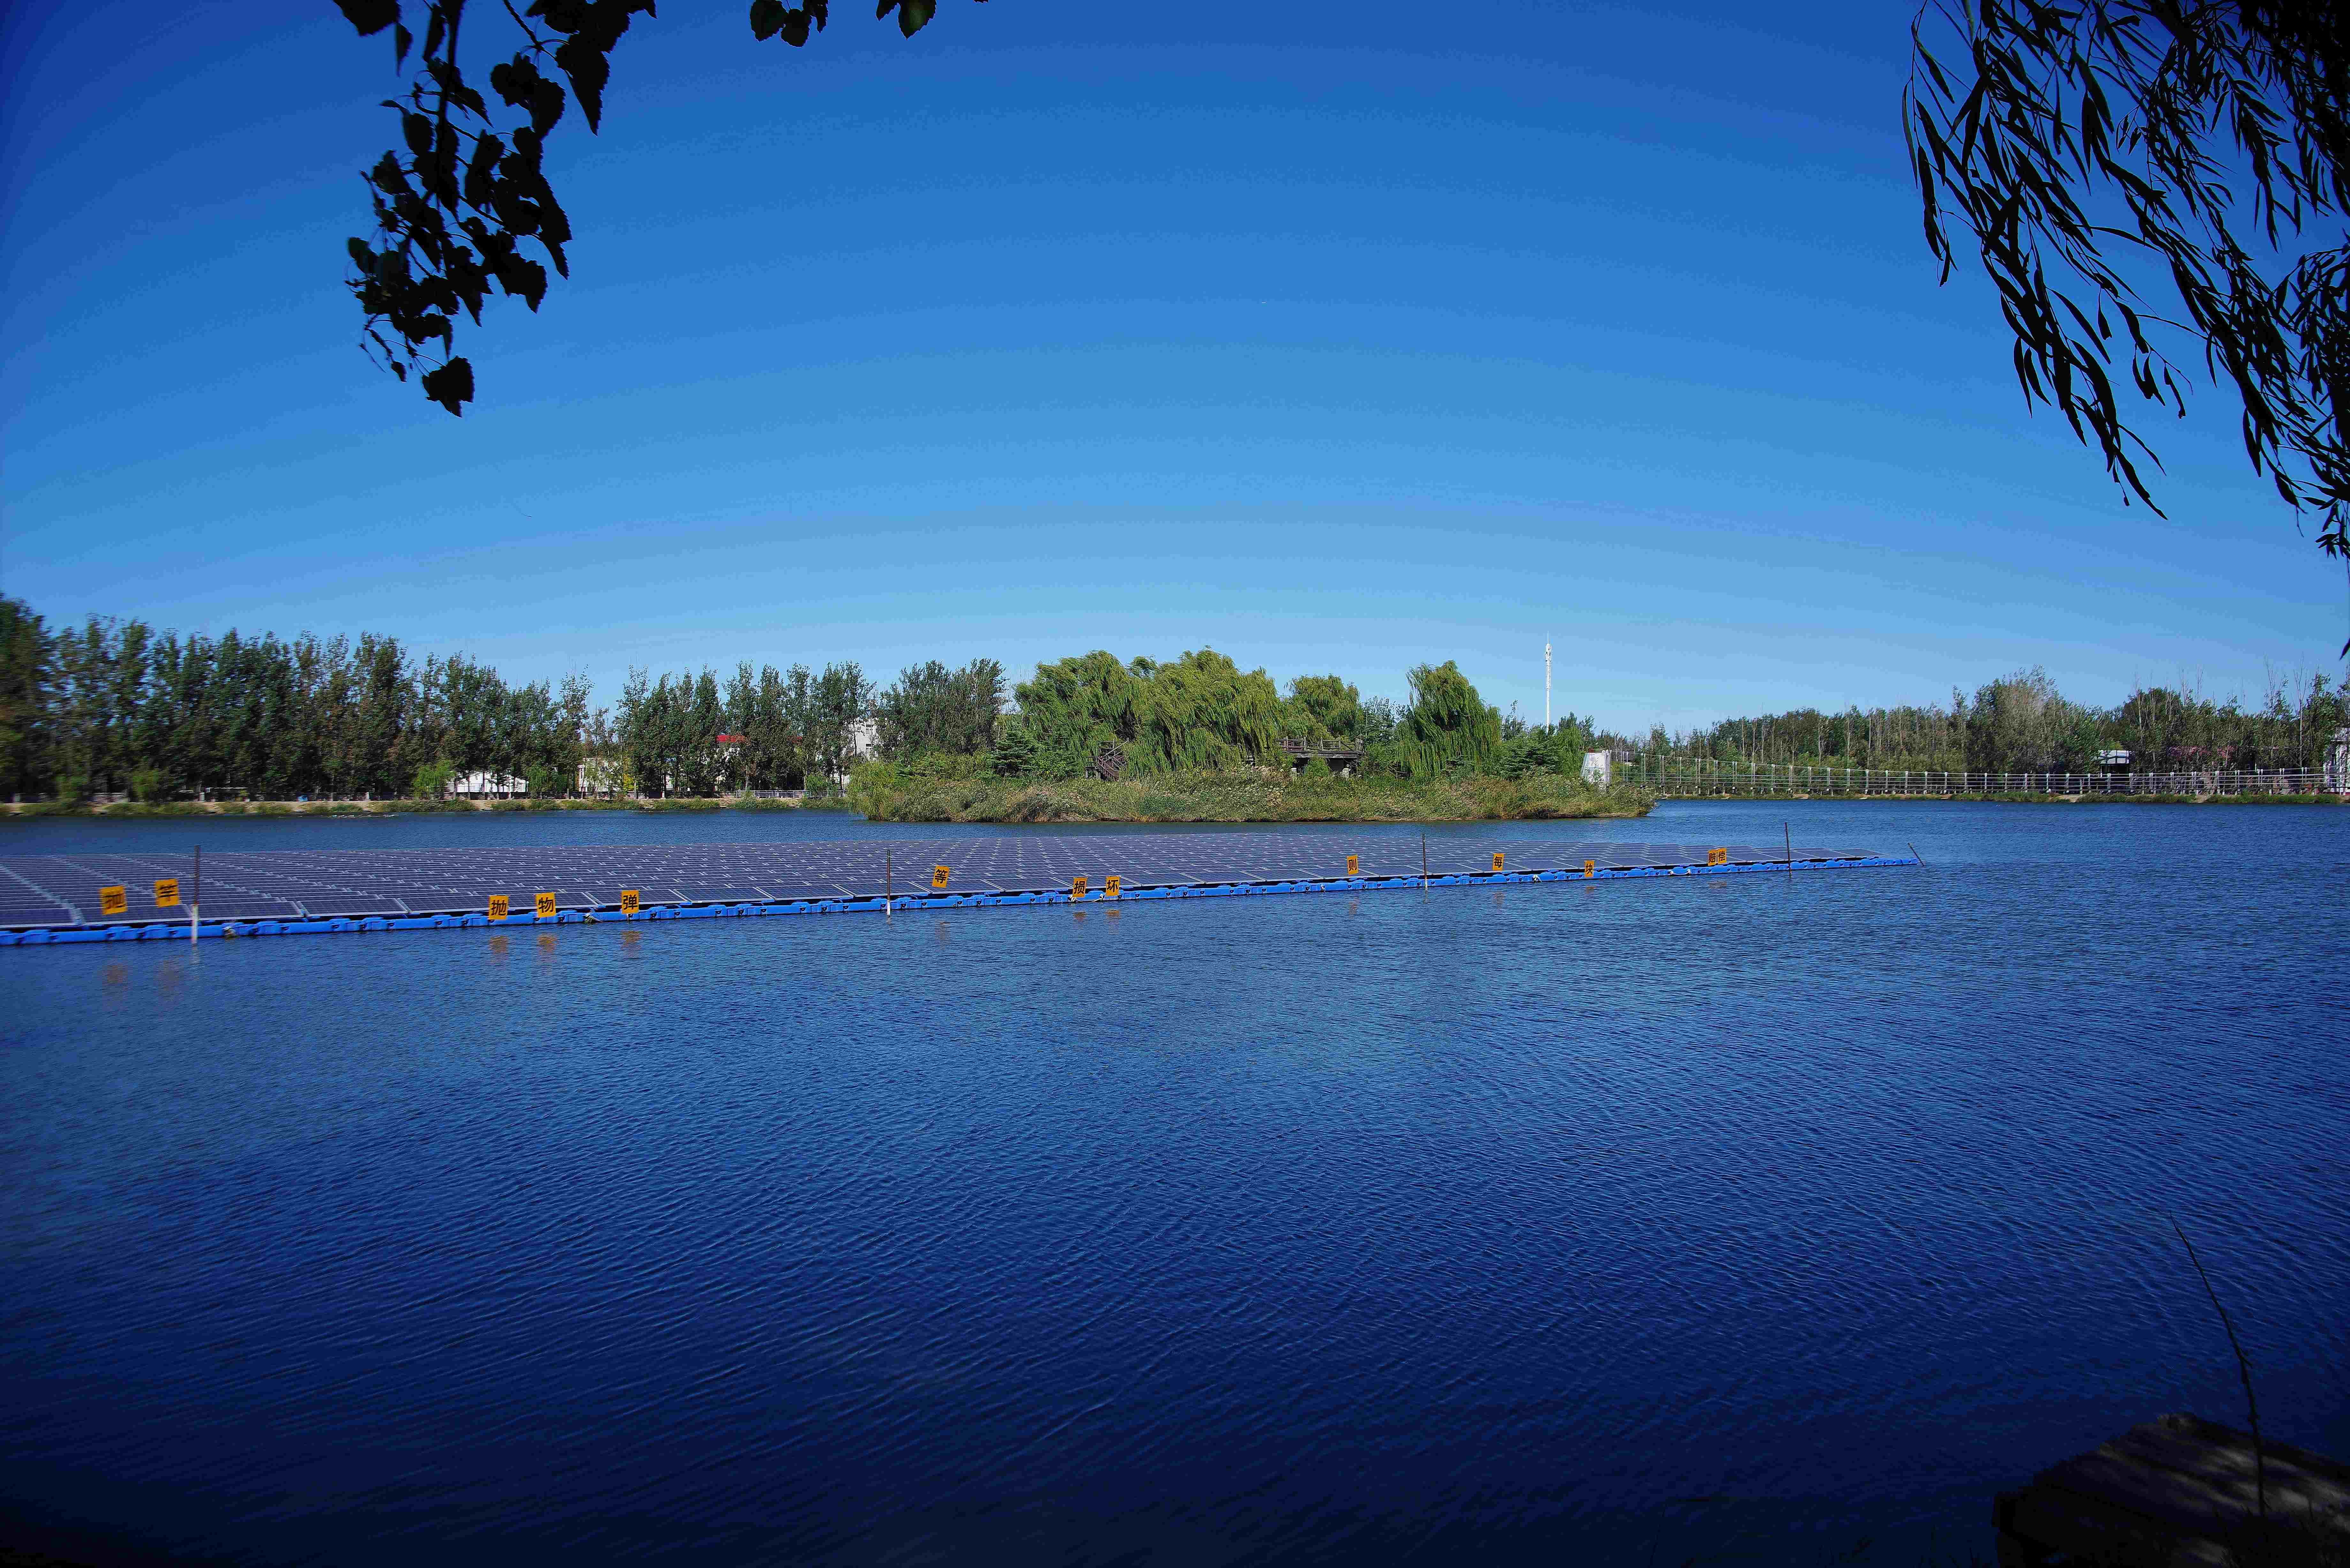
[1996,1413,2350,1566]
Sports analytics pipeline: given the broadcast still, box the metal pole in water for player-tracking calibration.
[885,848,892,919]
[190,843,199,945]
[1421,829,1429,890]
[1784,821,1792,875]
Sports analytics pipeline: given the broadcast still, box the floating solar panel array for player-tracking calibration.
[0,831,1916,946]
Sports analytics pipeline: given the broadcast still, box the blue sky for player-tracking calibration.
[4,0,2343,732]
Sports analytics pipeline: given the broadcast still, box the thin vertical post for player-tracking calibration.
[190,843,200,945]
[885,848,893,919]
[1421,830,1429,890]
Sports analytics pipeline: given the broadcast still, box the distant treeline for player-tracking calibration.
[0,602,1598,800]
[22,595,2319,803]
[0,598,596,802]
[0,597,885,801]
[1636,668,2349,773]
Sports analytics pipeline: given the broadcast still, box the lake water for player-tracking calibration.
[4,802,2346,1565]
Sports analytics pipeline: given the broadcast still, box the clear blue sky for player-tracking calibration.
[4,0,2343,733]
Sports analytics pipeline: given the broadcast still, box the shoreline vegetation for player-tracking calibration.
[1669,788,2344,806]
[11,780,2345,821]
[6,783,2338,823]
[847,769,1652,823]
[1641,666,2346,779]
[5,595,2342,824]
[0,795,852,819]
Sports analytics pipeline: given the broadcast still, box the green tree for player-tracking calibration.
[1014,648,1284,776]
[986,719,1038,779]
[1014,651,1139,779]
[724,661,807,790]
[1392,661,1501,778]
[808,661,871,785]
[1283,675,1364,741]
[878,658,1004,756]
[1966,667,2084,771]
[1130,649,1284,772]
[412,758,456,798]
[0,598,51,800]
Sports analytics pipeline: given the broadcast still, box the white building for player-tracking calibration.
[1581,750,1612,787]
[447,770,528,798]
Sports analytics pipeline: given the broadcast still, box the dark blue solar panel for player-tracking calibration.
[298,896,416,916]
[177,898,305,921]
[0,833,1891,931]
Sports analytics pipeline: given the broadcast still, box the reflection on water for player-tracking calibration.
[2,802,2346,1567]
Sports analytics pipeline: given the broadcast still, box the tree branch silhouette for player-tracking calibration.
[334,0,959,415]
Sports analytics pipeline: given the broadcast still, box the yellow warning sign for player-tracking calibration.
[98,885,128,917]
[932,864,951,889]
[1104,875,1121,899]
[1070,875,1088,901]
[1583,859,1596,878]
[1708,847,1729,866]
[534,892,557,918]
[1346,854,1360,876]
[153,878,181,907]
[487,894,510,921]
[619,889,640,915]
[1490,852,1505,873]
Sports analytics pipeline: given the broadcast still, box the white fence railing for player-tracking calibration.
[1636,762,2347,798]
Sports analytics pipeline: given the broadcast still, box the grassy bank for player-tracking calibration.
[0,796,856,819]
[1654,789,2346,806]
[849,769,1653,823]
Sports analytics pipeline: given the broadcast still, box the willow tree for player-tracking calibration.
[1284,675,1366,741]
[1908,0,2350,583]
[1014,651,1139,779]
[1128,650,1285,771]
[1014,649,1285,776]
[1393,661,1501,778]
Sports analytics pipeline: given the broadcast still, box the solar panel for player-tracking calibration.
[296,896,412,917]
[0,831,1905,934]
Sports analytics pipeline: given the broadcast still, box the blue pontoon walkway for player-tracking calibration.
[0,831,1916,945]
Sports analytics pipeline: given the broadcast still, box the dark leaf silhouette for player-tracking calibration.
[420,355,473,414]
[337,0,964,414]
[335,0,398,34]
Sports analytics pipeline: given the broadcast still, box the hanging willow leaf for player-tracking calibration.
[1907,0,2350,583]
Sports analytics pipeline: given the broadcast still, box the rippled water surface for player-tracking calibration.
[4,802,2346,1565]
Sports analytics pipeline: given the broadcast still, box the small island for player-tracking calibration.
[848,650,1645,822]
